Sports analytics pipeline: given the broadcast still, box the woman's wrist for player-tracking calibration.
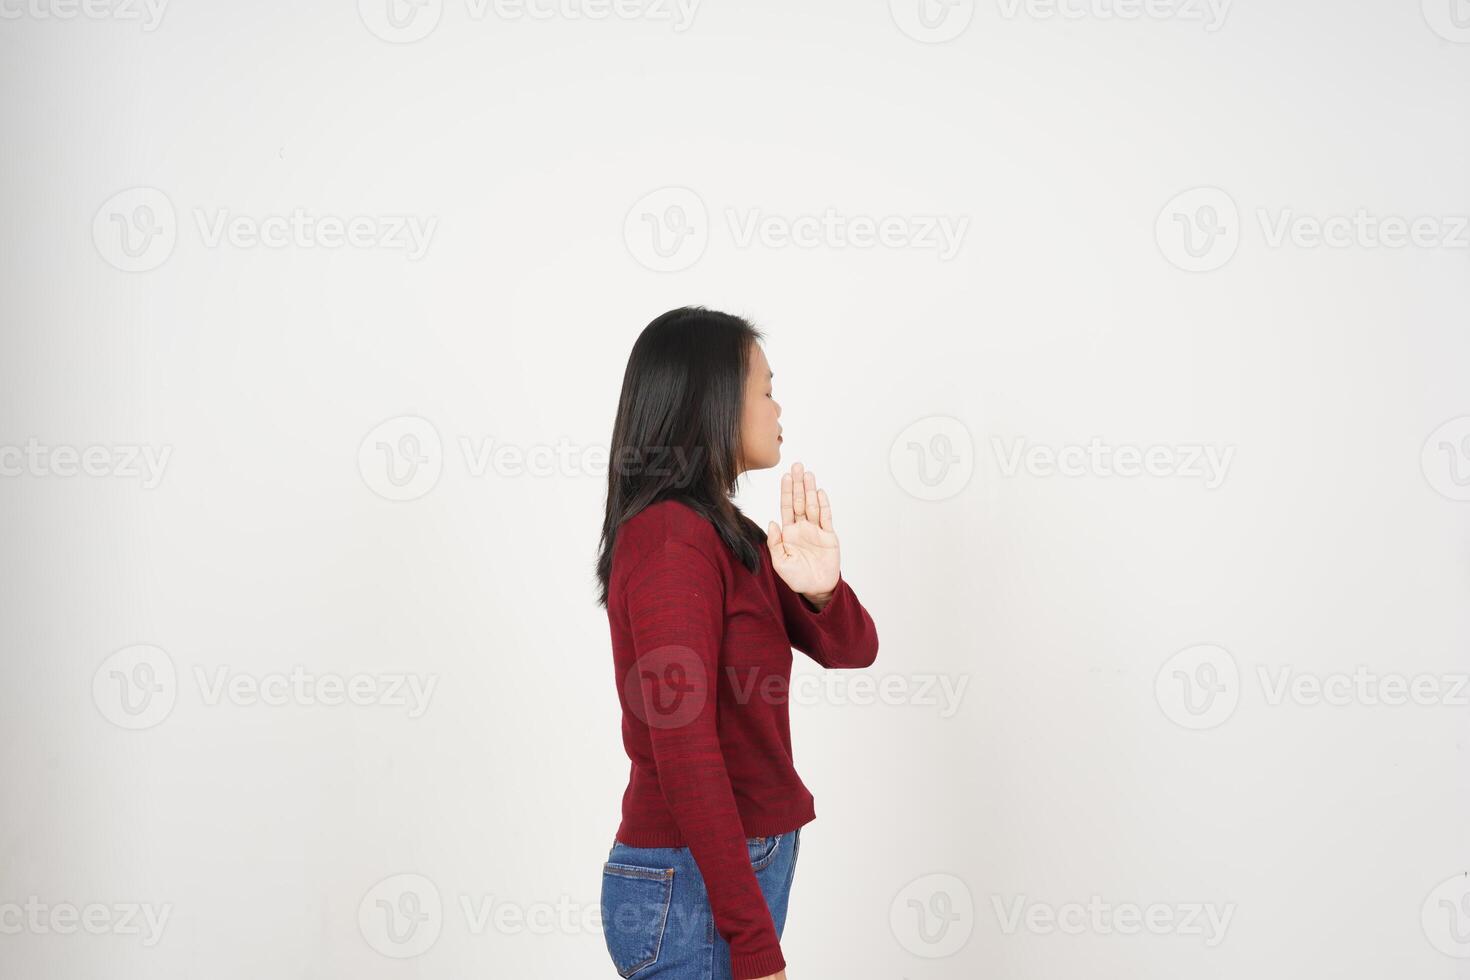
[802,589,835,611]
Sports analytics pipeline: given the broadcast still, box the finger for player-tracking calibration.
[817,488,834,533]
[766,520,786,557]
[802,469,817,523]
[791,461,806,521]
[780,471,794,526]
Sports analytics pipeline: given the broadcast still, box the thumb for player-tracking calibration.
[766,520,785,556]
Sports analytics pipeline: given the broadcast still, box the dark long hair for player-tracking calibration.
[594,306,768,608]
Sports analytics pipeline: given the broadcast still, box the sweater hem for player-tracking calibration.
[615,805,816,849]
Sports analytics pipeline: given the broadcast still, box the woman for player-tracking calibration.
[594,306,881,979]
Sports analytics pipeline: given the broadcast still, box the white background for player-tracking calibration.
[2,1,1469,977]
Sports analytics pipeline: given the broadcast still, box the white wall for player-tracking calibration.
[2,1,1468,977]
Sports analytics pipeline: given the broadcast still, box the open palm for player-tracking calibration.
[765,461,841,599]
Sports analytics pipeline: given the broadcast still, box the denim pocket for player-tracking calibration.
[747,833,782,871]
[601,862,675,978]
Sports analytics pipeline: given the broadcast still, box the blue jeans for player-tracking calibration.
[600,827,802,979]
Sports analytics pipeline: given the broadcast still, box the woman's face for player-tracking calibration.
[737,342,782,474]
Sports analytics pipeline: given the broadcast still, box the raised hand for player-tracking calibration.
[764,461,841,601]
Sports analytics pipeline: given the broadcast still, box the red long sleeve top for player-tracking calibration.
[606,498,880,979]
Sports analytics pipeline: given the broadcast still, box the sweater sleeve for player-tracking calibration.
[775,570,880,669]
[623,537,788,980]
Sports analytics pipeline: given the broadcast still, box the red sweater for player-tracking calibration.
[606,499,880,979]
